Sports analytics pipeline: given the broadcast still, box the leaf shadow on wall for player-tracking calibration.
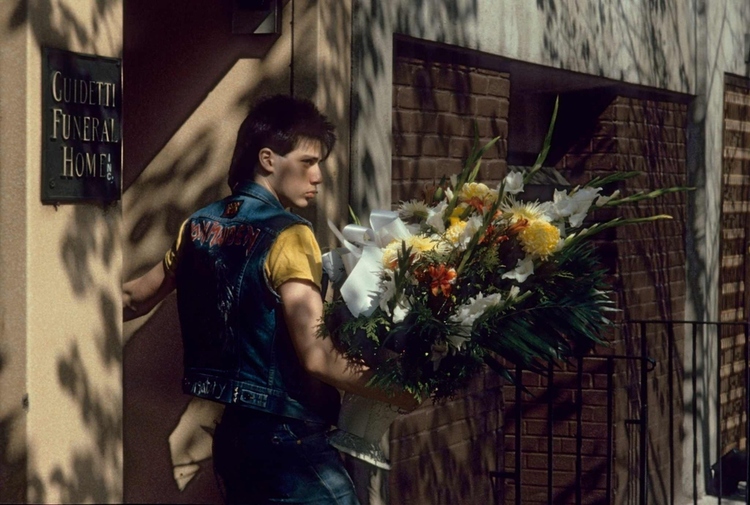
[0,350,45,503]
[5,0,124,501]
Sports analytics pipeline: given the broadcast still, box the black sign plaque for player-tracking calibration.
[42,47,122,204]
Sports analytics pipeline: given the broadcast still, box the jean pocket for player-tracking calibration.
[281,421,328,446]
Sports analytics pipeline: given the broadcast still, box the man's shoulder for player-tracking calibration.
[187,195,310,233]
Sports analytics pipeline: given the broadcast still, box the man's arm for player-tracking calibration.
[278,279,418,412]
[123,262,177,321]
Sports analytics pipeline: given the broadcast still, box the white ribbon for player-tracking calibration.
[323,211,413,317]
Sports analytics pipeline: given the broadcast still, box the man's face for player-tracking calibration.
[268,140,323,209]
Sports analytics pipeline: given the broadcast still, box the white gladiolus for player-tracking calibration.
[595,190,620,207]
[426,201,448,233]
[378,275,397,313]
[549,187,602,228]
[502,256,535,283]
[392,304,409,324]
[503,171,524,195]
[450,292,506,336]
[446,333,469,351]
[508,285,521,299]
[460,215,484,248]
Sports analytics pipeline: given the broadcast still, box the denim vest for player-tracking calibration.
[175,182,339,425]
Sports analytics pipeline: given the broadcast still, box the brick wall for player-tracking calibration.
[389,56,510,504]
[390,370,504,504]
[391,57,509,205]
[506,97,687,505]
[719,75,750,456]
[501,357,612,505]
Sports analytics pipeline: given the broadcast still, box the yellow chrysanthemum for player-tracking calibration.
[503,199,549,224]
[518,220,560,259]
[444,221,467,244]
[382,235,439,268]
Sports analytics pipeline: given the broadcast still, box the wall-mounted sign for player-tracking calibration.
[42,47,122,204]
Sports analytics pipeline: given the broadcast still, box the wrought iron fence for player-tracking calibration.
[490,320,750,505]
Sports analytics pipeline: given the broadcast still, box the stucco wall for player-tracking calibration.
[0,1,124,503]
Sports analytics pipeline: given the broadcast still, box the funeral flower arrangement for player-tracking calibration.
[320,103,685,402]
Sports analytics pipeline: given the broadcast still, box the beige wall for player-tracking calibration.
[0,1,123,503]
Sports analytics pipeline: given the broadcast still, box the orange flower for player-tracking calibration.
[428,264,457,297]
[506,218,529,236]
[480,224,510,245]
[466,196,486,213]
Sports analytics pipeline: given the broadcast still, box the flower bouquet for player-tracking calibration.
[320,100,687,467]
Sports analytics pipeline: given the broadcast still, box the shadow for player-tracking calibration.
[499,358,612,505]
[8,0,121,56]
[528,24,748,499]
[123,297,223,504]
[122,0,282,191]
[390,368,504,505]
[349,1,482,217]
[48,205,124,503]
[0,349,43,504]
[535,0,691,92]
[386,39,693,501]
[716,75,750,463]
[538,90,694,504]
[386,39,506,503]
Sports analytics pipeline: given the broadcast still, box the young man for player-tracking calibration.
[123,95,415,504]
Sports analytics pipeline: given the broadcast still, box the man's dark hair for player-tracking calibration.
[227,94,336,188]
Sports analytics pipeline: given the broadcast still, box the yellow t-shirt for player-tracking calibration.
[164,222,322,291]
[264,224,322,290]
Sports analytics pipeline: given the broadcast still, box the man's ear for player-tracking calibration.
[258,147,275,174]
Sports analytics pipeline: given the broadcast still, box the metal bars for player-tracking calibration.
[492,319,749,505]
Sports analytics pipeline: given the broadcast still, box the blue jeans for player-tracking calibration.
[213,407,360,505]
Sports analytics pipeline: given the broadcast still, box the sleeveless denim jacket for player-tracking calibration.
[175,182,339,425]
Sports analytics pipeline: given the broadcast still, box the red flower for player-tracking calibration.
[428,265,457,297]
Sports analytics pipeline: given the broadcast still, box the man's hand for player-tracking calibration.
[123,262,176,321]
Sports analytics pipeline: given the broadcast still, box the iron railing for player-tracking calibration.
[490,320,750,505]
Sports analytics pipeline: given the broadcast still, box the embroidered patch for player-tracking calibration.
[222,200,243,218]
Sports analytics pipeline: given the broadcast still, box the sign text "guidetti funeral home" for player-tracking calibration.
[42,47,122,204]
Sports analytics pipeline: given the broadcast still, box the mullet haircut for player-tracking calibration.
[228,95,336,188]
